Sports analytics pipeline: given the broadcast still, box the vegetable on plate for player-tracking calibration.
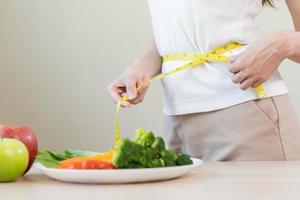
[36,129,193,170]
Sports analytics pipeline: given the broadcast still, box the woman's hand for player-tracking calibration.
[228,31,294,90]
[108,39,162,107]
[108,62,151,107]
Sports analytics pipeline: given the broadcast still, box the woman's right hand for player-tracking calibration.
[107,61,151,107]
[108,39,162,107]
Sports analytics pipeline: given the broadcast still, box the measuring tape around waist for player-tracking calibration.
[114,42,266,144]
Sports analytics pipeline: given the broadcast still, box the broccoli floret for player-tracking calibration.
[134,128,145,139]
[151,137,166,154]
[134,128,155,147]
[113,129,193,169]
[125,161,144,169]
[160,150,177,167]
[176,154,193,166]
[112,138,163,168]
[147,159,164,168]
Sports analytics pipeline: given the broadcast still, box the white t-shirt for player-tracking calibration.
[147,0,288,115]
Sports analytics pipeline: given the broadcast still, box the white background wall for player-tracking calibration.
[0,0,299,152]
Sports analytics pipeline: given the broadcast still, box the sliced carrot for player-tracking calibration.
[55,151,115,169]
[80,160,116,169]
[57,159,116,169]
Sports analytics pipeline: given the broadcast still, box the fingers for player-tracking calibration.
[107,79,135,107]
[129,92,147,105]
[252,81,262,88]
[252,75,268,88]
[240,77,259,90]
[125,80,149,105]
[111,90,121,103]
[229,56,262,90]
[108,74,150,108]
[229,60,261,90]
[108,58,153,107]
[232,70,248,84]
[232,72,268,91]
[228,59,244,73]
[129,84,149,105]
[107,82,123,103]
[125,78,138,100]
[121,100,133,108]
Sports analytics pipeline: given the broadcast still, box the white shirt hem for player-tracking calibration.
[163,81,289,116]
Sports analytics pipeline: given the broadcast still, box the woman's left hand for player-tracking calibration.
[228,31,292,90]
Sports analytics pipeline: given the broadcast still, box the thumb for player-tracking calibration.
[125,78,137,100]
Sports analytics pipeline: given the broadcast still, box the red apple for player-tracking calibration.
[0,125,38,174]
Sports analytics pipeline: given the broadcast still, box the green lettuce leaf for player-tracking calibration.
[36,149,99,168]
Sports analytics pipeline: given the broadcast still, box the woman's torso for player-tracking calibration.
[148,0,262,54]
[147,0,288,115]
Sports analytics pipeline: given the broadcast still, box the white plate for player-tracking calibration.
[34,158,202,184]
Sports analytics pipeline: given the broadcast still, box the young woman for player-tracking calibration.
[108,0,300,161]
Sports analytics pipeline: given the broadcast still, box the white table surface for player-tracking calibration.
[1,161,300,200]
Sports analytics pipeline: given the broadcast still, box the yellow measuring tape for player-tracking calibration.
[114,42,266,144]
